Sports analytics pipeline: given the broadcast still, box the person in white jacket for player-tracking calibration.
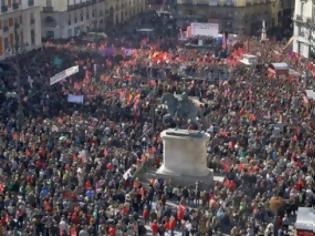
[59,217,69,235]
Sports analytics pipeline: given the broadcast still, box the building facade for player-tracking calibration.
[41,0,146,39]
[176,0,293,36]
[293,0,315,58]
[0,0,42,60]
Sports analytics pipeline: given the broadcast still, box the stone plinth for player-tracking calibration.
[156,129,212,187]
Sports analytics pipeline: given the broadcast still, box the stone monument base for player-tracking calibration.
[154,129,213,189]
[156,169,213,189]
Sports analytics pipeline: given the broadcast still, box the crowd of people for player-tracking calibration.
[0,12,315,236]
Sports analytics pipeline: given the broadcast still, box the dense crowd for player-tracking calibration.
[0,12,315,236]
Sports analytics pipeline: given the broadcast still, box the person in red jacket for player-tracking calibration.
[143,206,149,224]
[108,225,116,236]
[169,215,176,236]
[151,220,158,236]
[177,203,185,221]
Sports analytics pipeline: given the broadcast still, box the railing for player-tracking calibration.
[43,6,53,12]
[295,15,303,22]
[223,0,234,6]
[246,0,253,6]
[177,0,194,4]
[68,1,95,11]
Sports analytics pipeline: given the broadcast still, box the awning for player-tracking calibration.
[295,207,315,232]
[270,62,289,71]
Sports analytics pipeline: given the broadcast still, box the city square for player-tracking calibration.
[0,0,314,236]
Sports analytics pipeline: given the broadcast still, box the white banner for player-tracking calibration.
[190,22,219,38]
[67,94,84,104]
[50,65,79,86]
[306,90,315,100]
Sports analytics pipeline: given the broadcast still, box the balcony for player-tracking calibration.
[208,0,218,6]
[295,15,303,22]
[178,0,194,4]
[223,0,234,6]
[245,0,253,6]
[43,6,53,12]
[306,17,312,25]
[68,1,95,11]
[13,2,19,10]
[1,5,8,12]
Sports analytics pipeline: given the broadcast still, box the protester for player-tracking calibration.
[0,12,314,236]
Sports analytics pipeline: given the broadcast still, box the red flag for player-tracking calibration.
[103,147,109,157]
[0,183,5,193]
[106,162,113,171]
[177,204,186,220]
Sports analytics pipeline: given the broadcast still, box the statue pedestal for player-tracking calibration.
[156,129,212,187]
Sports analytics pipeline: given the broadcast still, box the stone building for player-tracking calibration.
[176,0,293,36]
[41,0,146,39]
[0,0,42,59]
[293,0,315,58]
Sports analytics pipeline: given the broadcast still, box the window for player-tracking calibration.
[14,17,19,29]
[30,13,35,24]
[86,9,89,19]
[14,31,19,46]
[47,0,52,7]
[80,10,83,21]
[4,37,9,50]
[301,2,304,16]
[9,33,13,47]
[74,12,78,23]
[12,0,19,9]
[9,17,13,27]
[1,0,8,13]
[299,26,304,37]
[68,13,72,25]
[46,31,54,38]
[3,19,9,32]
[0,37,3,56]
[313,3,315,24]
[31,29,35,45]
